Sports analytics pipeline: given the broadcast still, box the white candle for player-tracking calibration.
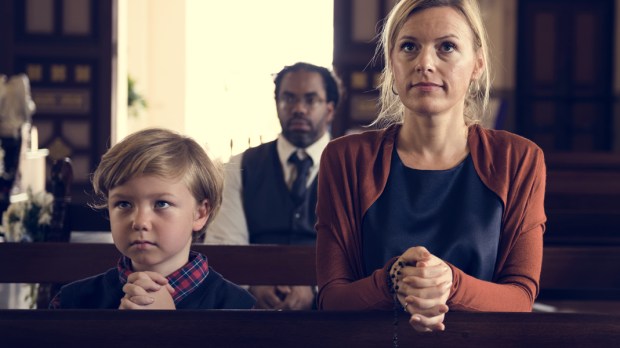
[30,125,38,151]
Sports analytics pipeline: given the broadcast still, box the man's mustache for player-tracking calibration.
[286,117,312,129]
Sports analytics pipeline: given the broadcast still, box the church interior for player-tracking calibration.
[0,0,619,346]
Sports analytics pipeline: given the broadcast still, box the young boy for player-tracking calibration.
[50,128,255,309]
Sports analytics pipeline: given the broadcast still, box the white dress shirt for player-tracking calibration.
[204,132,330,245]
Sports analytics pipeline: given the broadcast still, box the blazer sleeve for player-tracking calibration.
[447,147,546,311]
[315,142,394,310]
[204,154,250,245]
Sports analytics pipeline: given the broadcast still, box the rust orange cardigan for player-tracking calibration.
[316,124,546,311]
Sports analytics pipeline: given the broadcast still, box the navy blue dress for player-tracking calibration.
[362,148,503,280]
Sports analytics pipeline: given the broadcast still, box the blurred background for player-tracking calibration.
[1,0,620,242]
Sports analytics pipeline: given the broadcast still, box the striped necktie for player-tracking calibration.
[288,152,313,204]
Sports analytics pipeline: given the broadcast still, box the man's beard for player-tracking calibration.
[283,128,318,148]
[283,118,319,148]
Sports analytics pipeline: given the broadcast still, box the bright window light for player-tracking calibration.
[186,0,334,162]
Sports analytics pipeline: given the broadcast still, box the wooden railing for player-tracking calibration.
[545,152,620,171]
[540,154,620,310]
[0,310,619,347]
[0,243,618,300]
[545,155,620,245]
[0,243,315,285]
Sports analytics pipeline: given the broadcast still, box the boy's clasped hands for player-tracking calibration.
[119,271,175,310]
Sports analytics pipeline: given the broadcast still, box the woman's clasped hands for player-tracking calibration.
[390,246,453,332]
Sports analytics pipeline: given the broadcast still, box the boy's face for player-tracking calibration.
[108,174,209,276]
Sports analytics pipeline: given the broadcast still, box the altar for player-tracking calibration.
[0,74,59,309]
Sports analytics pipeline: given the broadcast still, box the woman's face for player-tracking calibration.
[391,6,484,119]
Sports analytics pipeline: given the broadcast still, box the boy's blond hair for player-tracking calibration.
[91,128,223,239]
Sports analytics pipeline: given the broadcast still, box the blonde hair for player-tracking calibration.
[91,128,223,239]
[374,0,491,127]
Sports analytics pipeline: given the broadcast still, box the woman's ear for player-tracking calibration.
[193,199,210,231]
[471,50,485,81]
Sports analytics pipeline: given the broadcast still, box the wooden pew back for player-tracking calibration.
[0,243,618,300]
[0,243,315,285]
[545,153,620,245]
[1,310,619,347]
[539,246,620,300]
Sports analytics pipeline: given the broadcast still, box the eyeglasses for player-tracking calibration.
[278,94,326,110]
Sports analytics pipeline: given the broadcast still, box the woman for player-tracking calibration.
[315,0,546,332]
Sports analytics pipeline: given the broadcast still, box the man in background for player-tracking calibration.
[205,62,341,310]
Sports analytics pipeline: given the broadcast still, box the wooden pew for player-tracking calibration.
[545,211,620,245]
[539,246,620,298]
[546,170,620,214]
[0,243,618,302]
[545,172,620,245]
[536,246,620,314]
[0,310,619,347]
[545,170,620,245]
[546,152,620,171]
[545,153,620,245]
[0,243,315,285]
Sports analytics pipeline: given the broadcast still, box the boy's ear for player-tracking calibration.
[192,199,210,231]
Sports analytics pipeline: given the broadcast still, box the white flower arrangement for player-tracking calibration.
[1,188,53,242]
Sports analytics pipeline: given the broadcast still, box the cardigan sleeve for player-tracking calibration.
[447,147,546,311]
[315,141,394,310]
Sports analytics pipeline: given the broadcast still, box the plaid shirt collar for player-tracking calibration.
[117,250,210,304]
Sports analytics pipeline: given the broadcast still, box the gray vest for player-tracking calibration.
[241,141,317,245]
